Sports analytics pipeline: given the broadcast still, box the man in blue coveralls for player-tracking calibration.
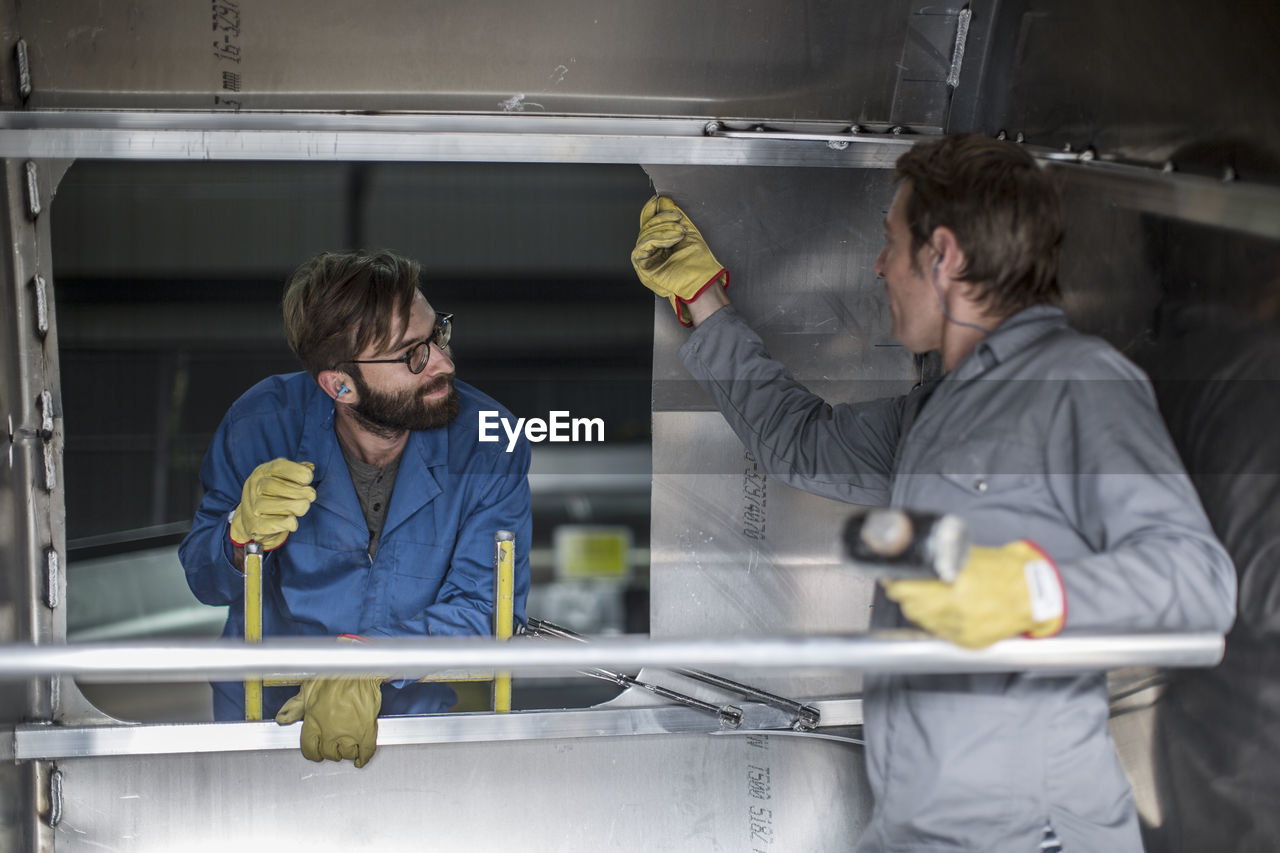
[180,249,531,767]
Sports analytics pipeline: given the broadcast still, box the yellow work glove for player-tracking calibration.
[229,458,317,550]
[630,195,728,327]
[881,540,1065,649]
[275,637,384,768]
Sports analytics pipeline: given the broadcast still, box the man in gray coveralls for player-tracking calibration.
[630,134,1236,853]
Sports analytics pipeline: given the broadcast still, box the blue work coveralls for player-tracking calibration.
[179,372,532,720]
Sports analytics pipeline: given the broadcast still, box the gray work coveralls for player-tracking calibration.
[678,304,1236,853]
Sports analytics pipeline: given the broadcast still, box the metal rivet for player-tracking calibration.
[38,390,54,439]
[32,274,48,338]
[24,161,41,219]
[15,39,31,101]
[44,549,59,610]
[43,442,56,492]
[48,768,63,827]
[974,479,988,493]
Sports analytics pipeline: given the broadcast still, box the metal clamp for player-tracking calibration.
[523,618,825,730]
[704,120,899,152]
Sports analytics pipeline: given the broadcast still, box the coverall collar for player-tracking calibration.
[948,303,1069,381]
[297,382,447,540]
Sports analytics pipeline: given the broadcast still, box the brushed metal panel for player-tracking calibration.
[52,732,872,852]
[16,0,913,122]
[647,165,917,413]
[643,165,918,702]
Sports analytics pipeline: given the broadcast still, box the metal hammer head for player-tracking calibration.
[841,508,969,583]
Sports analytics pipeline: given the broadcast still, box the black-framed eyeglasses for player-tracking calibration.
[342,313,453,375]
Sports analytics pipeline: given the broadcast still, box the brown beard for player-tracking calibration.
[348,370,461,438]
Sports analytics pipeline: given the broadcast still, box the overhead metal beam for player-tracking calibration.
[0,112,914,168]
[1043,155,1280,241]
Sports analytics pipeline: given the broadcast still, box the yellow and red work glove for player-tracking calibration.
[275,636,384,768]
[880,541,1066,649]
[630,195,729,327]
[229,458,316,551]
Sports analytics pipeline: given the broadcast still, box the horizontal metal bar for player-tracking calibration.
[1041,153,1280,241]
[8,697,865,761]
[0,111,906,168]
[704,121,919,153]
[0,632,1223,683]
[5,111,1275,238]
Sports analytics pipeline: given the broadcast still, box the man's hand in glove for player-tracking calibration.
[630,196,728,327]
[881,540,1066,649]
[229,458,316,551]
[275,641,384,769]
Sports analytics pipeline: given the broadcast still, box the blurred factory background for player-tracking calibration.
[52,160,658,717]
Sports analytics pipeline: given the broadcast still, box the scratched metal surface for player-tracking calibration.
[645,165,918,700]
[14,0,915,122]
[52,731,871,852]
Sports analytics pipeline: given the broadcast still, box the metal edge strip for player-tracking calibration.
[13,698,864,760]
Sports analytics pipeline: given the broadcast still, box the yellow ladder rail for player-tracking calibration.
[492,529,515,713]
[244,531,517,719]
[243,541,265,721]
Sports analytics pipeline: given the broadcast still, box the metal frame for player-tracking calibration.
[11,698,868,761]
[1,111,1275,239]
[0,105,1259,852]
[0,111,912,169]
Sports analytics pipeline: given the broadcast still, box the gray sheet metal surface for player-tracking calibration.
[646,165,918,702]
[50,731,871,852]
[12,0,914,122]
[971,0,1280,163]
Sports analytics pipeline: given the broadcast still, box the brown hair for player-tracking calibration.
[894,134,1064,316]
[282,250,421,377]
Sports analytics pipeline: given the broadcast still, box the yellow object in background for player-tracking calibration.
[554,525,632,580]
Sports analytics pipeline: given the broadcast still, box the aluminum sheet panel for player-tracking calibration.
[14,0,913,122]
[645,165,918,700]
[51,731,871,852]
